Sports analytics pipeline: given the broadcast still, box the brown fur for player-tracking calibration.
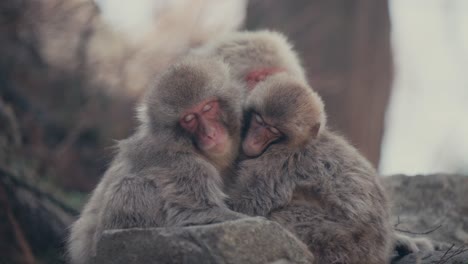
[228,76,393,264]
[67,57,246,264]
[193,29,433,262]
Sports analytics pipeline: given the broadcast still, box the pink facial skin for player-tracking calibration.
[180,99,228,154]
[245,67,285,90]
[242,114,282,157]
[242,68,285,157]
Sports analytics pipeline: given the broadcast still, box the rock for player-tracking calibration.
[383,174,468,245]
[92,217,314,264]
[384,174,468,264]
[92,174,468,264]
[392,246,468,264]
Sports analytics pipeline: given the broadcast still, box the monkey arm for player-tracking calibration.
[280,134,394,263]
[228,158,295,216]
[289,163,393,262]
[227,185,277,217]
[270,204,391,264]
[68,162,133,264]
[227,181,293,217]
[98,177,163,230]
[294,167,389,224]
[170,208,247,227]
[96,171,244,230]
[152,156,247,226]
[68,177,109,264]
[393,233,436,256]
[293,136,389,225]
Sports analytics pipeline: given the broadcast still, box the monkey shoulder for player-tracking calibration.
[99,177,164,229]
[303,131,375,174]
[87,164,164,230]
[291,132,344,179]
[97,138,221,209]
[291,130,379,195]
[94,154,222,230]
[97,156,199,229]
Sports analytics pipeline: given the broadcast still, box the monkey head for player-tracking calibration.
[242,73,326,157]
[139,56,243,168]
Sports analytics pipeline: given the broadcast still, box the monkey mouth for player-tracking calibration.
[242,136,272,157]
[198,136,218,151]
[197,129,228,154]
[242,122,280,157]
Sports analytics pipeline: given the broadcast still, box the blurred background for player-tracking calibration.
[0,0,467,263]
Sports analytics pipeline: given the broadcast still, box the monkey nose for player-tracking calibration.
[204,126,216,139]
[200,122,216,139]
[242,133,264,157]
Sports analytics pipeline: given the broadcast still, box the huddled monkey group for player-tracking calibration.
[68,30,436,264]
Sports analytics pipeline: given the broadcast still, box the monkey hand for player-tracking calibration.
[178,208,248,227]
[394,233,436,256]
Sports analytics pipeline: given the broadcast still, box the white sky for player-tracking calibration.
[380,0,468,175]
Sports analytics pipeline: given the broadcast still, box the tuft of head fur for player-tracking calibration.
[193,30,307,86]
[245,73,326,149]
[137,56,244,137]
[136,56,244,170]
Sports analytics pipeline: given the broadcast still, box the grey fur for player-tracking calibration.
[197,30,430,263]
[67,57,246,264]
[227,74,393,263]
[193,30,308,92]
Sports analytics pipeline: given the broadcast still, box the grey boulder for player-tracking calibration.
[385,174,468,264]
[384,174,468,245]
[92,217,314,264]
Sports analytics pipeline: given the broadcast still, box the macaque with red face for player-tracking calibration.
[67,57,246,264]
[227,74,393,263]
[180,98,233,169]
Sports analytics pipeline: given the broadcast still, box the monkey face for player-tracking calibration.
[179,98,230,156]
[242,113,282,157]
[242,75,326,157]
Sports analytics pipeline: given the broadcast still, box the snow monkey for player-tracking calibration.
[193,30,308,95]
[67,56,247,264]
[226,74,393,263]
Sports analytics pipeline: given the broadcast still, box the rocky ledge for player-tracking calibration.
[92,217,314,264]
[94,174,468,264]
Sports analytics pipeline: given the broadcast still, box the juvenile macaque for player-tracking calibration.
[228,75,393,263]
[67,57,246,264]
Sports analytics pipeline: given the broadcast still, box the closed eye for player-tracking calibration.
[269,127,280,135]
[202,104,212,112]
[254,114,264,125]
[184,114,195,122]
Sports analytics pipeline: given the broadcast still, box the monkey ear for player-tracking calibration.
[310,123,321,139]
